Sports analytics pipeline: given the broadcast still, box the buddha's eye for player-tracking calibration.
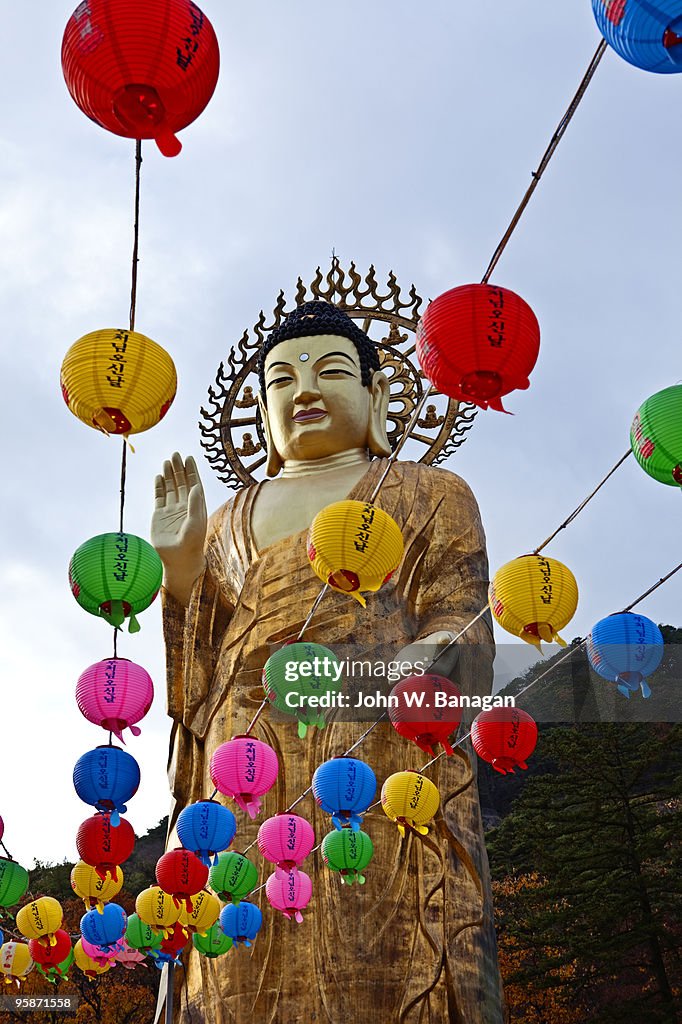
[319,368,355,378]
[266,374,294,389]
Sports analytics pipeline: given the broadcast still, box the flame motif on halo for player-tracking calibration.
[199,260,478,490]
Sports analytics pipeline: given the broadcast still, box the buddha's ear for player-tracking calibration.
[368,371,392,458]
[258,394,284,477]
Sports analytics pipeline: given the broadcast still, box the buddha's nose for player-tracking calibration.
[293,380,322,405]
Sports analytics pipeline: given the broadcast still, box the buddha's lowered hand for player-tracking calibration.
[395,630,460,680]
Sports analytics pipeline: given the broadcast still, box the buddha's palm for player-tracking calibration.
[152,453,207,604]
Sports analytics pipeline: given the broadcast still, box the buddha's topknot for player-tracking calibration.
[258,301,380,403]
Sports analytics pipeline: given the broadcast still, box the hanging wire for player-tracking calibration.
[111,142,143,662]
[129,140,143,333]
[394,445,636,670]
[367,556,682,795]
[264,41,611,683]
[481,40,607,284]
[532,449,632,554]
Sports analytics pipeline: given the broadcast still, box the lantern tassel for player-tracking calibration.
[275,864,298,881]
[154,123,182,158]
[486,396,512,415]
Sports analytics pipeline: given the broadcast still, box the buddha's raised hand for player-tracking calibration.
[152,452,207,606]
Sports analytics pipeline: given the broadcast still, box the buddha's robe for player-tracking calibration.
[162,458,505,1024]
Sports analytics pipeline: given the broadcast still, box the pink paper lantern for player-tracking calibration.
[113,941,146,970]
[80,935,124,967]
[257,814,315,879]
[76,659,154,743]
[265,869,312,924]
[209,737,279,820]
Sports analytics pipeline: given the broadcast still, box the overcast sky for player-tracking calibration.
[0,0,680,866]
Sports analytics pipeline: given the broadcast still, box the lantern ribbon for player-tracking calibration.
[395,816,429,838]
[340,870,365,886]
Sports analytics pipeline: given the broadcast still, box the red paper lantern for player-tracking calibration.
[61,0,220,157]
[470,708,538,775]
[28,930,71,969]
[416,283,540,412]
[159,922,190,957]
[388,674,463,756]
[155,849,209,911]
[76,814,136,881]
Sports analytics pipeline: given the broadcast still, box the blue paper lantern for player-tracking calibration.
[176,800,236,867]
[311,757,377,830]
[73,747,140,826]
[80,903,127,950]
[219,902,262,948]
[592,0,682,73]
[587,612,664,698]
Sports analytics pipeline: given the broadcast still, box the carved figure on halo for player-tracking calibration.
[152,267,505,1024]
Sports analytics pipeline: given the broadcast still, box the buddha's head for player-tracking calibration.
[258,301,391,475]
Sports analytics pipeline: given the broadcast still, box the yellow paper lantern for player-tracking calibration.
[0,942,34,984]
[15,897,63,947]
[135,886,181,938]
[488,554,579,649]
[73,939,110,978]
[380,771,440,837]
[60,328,177,437]
[178,889,221,936]
[307,500,404,607]
[71,860,124,914]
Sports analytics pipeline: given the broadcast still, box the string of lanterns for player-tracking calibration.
[0,0,224,994]
[3,0,680,1005]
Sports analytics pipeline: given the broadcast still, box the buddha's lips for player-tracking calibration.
[293,409,327,423]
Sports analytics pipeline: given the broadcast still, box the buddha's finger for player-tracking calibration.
[188,482,207,525]
[185,455,203,494]
[163,459,179,503]
[154,474,167,509]
[172,451,188,502]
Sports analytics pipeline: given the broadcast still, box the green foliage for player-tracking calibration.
[488,724,682,1023]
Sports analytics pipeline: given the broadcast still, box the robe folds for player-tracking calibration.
[162,458,505,1024]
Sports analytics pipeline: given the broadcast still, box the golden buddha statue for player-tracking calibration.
[152,301,505,1023]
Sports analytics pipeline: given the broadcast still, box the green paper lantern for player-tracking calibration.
[38,948,74,984]
[209,852,258,905]
[125,913,163,953]
[631,385,682,487]
[0,858,29,908]
[321,829,374,885]
[262,642,342,738]
[192,921,233,958]
[69,532,163,632]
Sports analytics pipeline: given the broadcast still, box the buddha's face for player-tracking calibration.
[262,334,376,461]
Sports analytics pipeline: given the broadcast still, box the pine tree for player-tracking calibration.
[488,724,682,1024]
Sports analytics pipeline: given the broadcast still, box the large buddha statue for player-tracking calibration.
[152,301,505,1023]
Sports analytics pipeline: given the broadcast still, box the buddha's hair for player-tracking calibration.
[258,300,380,403]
